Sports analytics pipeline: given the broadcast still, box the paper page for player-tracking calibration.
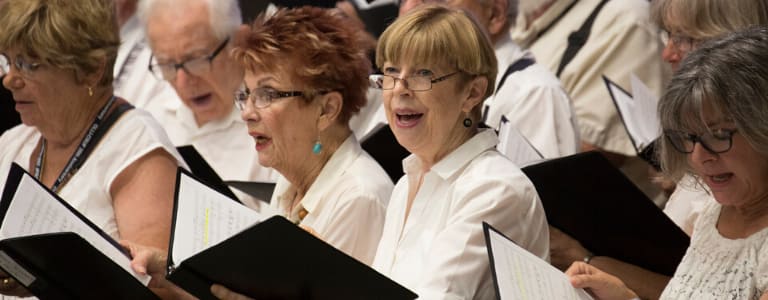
[497,117,544,167]
[605,76,659,151]
[172,172,271,265]
[629,74,661,149]
[0,175,150,285]
[487,228,593,300]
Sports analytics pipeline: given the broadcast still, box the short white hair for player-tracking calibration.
[137,0,241,41]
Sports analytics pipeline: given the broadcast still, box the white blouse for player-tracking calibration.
[270,135,392,265]
[372,130,549,300]
[660,201,768,299]
[0,109,185,240]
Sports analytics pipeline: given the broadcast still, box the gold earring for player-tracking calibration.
[88,87,94,97]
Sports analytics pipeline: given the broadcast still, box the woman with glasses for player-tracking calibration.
[126,6,393,299]
[566,26,768,300]
[547,1,768,298]
[367,5,548,299]
[0,0,183,297]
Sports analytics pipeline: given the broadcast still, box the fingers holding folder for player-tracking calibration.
[122,240,195,300]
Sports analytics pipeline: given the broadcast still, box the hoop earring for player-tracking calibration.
[88,87,94,97]
[312,139,322,155]
[463,118,473,128]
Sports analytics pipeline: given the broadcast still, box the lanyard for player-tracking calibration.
[34,95,117,193]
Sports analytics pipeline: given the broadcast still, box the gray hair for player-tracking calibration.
[137,0,241,41]
[658,26,768,181]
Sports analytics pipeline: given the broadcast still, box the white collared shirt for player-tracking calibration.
[485,33,579,159]
[372,130,549,300]
[270,135,393,265]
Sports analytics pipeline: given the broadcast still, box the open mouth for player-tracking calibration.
[395,112,423,127]
[190,94,213,107]
[710,173,733,183]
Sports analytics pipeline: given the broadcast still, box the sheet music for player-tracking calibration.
[0,175,150,285]
[487,227,593,300]
[605,75,660,151]
[172,172,273,265]
[497,116,544,167]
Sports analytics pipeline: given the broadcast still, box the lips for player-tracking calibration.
[189,93,213,108]
[394,109,424,128]
[709,173,733,183]
[249,131,272,151]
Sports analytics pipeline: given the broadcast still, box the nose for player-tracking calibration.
[172,67,198,91]
[240,101,261,123]
[661,41,682,69]
[689,141,717,164]
[2,70,23,91]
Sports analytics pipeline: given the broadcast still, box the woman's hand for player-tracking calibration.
[566,262,638,300]
[121,240,196,300]
[211,284,255,300]
[549,226,592,270]
[0,270,32,297]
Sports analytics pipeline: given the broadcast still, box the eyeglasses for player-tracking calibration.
[660,30,698,53]
[369,72,458,91]
[149,37,229,81]
[664,128,738,154]
[234,87,304,110]
[0,53,42,78]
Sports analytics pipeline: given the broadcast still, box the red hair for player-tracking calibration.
[233,6,372,124]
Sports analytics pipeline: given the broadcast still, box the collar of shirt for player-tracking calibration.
[493,34,535,88]
[175,102,242,136]
[402,129,499,181]
[272,134,362,219]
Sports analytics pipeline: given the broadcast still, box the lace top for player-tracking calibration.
[660,201,768,299]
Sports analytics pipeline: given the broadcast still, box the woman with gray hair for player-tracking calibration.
[565,26,768,300]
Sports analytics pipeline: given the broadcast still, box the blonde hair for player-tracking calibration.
[0,0,119,86]
[376,4,497,102]
[651,0,768,40]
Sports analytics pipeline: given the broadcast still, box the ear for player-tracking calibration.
[84,56,108,87]
[316,91,343,131]
[461,76,488,114]
[486,0,509,37]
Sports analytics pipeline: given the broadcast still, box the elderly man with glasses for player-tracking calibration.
[138,0,277,208]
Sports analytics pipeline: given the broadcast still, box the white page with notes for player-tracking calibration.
[486,226,593,300]
[171,171,275,266]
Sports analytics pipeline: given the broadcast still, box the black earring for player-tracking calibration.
[463,118,473,128]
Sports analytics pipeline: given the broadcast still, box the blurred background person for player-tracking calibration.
[112,0,180,117]
[370,5,548,299]
[0,0,183,296]
[138,0,278,208]
[567,25,768,300]
[399,0,579,159]
[513,0,672,205]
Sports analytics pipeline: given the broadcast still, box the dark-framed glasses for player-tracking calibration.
[235,87,304,110]
[660,30,698,53]
[369,72,458,91]
[664,128,738,154]
[149,37,230,81]
[0,53,42,78]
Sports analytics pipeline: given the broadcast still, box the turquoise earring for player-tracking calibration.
[312,139,322,154]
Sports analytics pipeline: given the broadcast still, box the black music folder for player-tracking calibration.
[176,145,240,201]
[361,123,409,182]
[0,163,157,300]
[224,180,276,204]
[521,152,689,276]
[168,168,417,300]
